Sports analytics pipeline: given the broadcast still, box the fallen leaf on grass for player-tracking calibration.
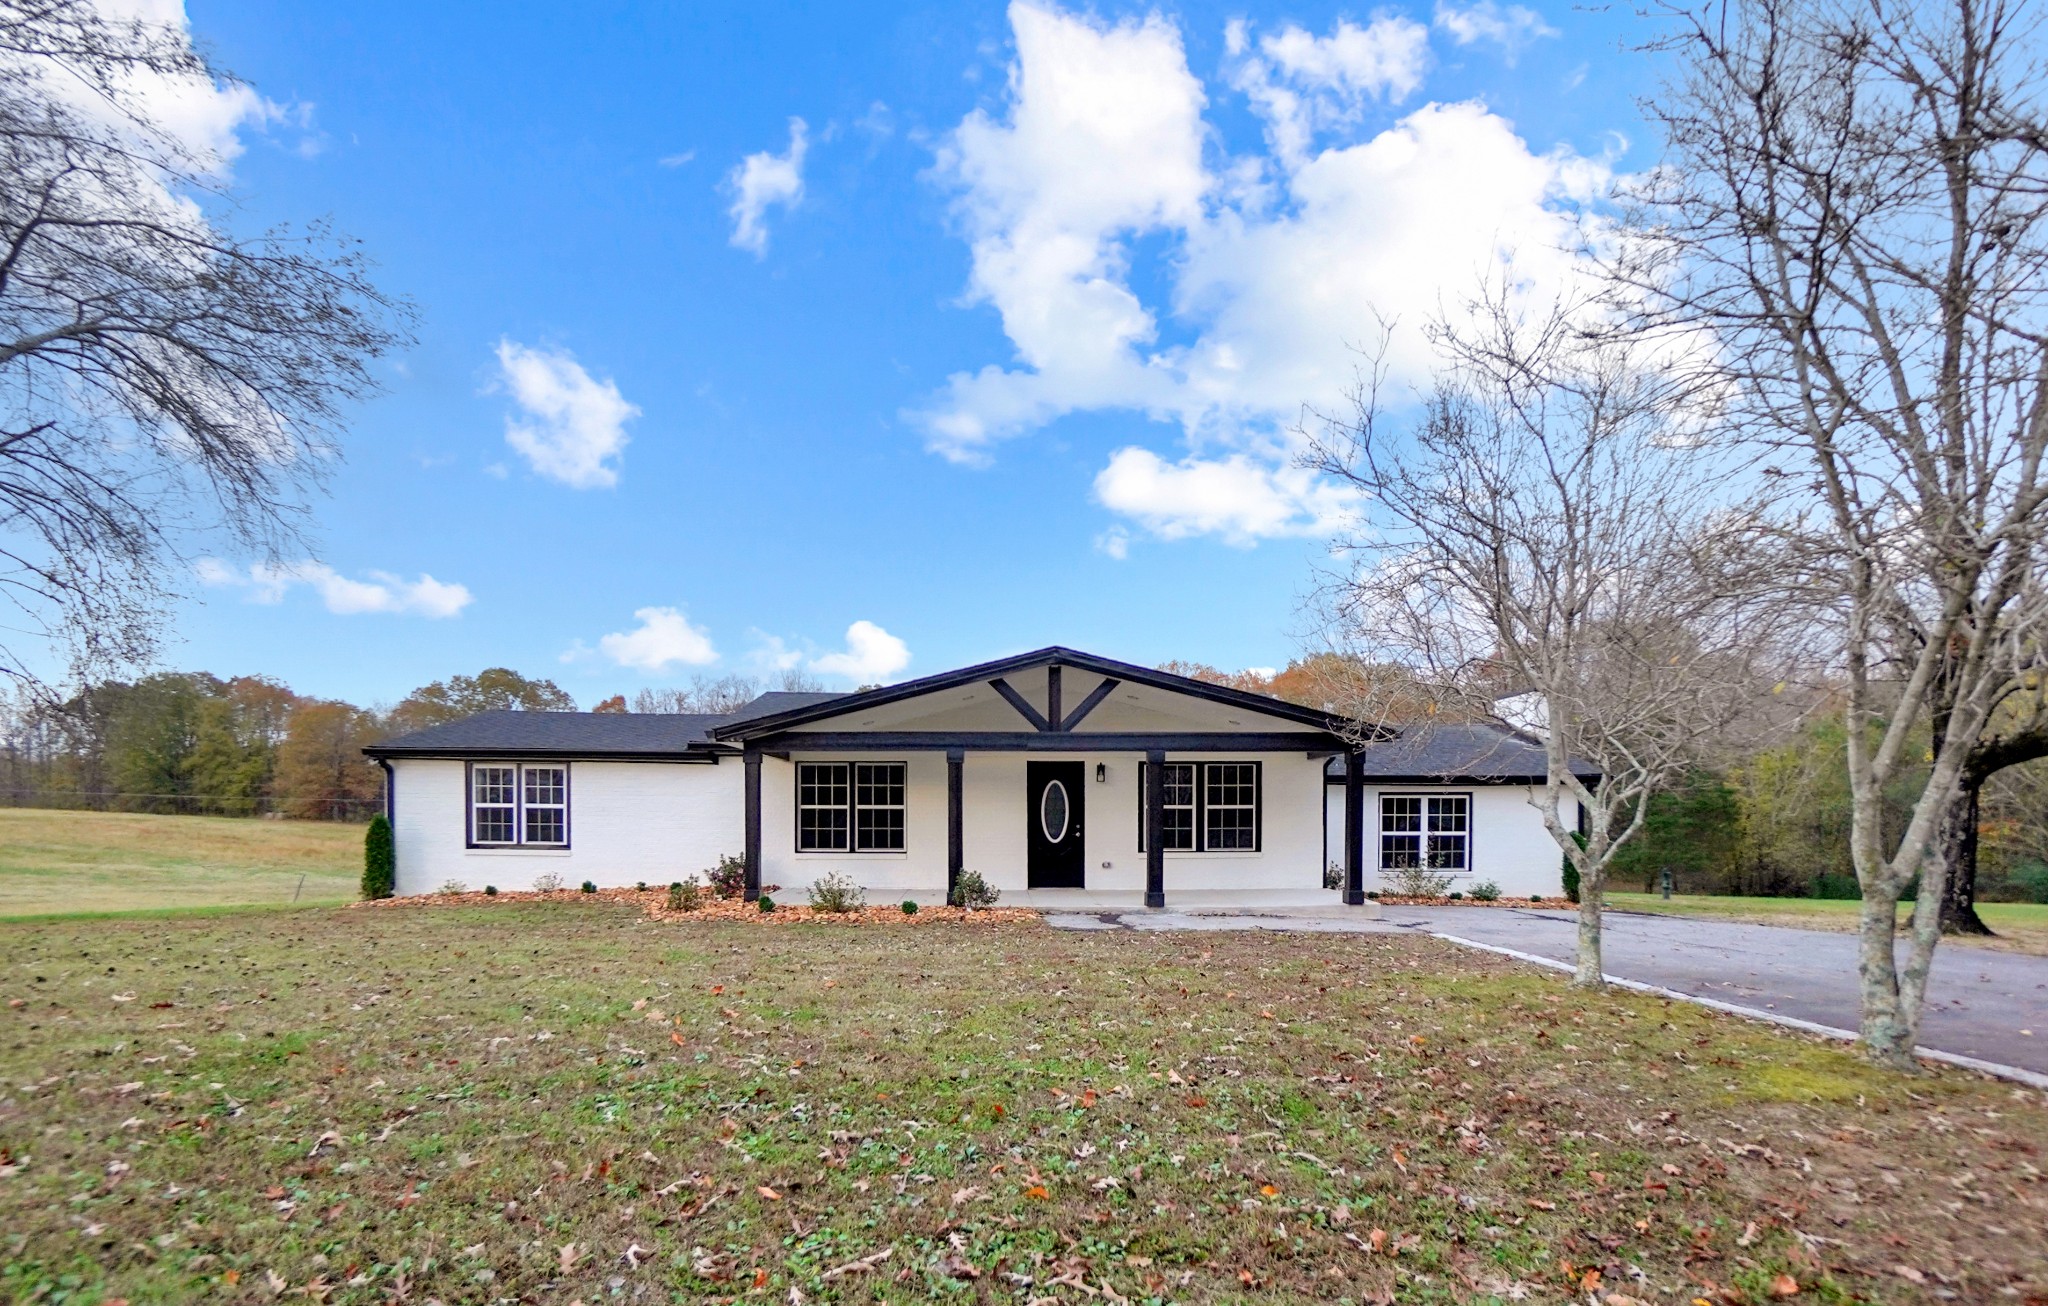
[1023,1184,1050,1200]
[558,1243,580,1273]
[1892,1265,1927,1285]
[758,1185,781,1200]
[1769,1272,1800,1297]
[821,1247,892,1280]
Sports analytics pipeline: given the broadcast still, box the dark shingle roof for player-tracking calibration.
[1329,721,1600,783]
[363,691,852,759]
[721,691,845,723]
[365,710,732,759]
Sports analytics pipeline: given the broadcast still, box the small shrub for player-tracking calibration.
[1365,889,1381,900]
[2015,860,2048,905]
[436,879,468,896]
[808,871,865,914]
[1811,872,1859,900]
[950,869,1000,911]
[1530,894,1544,902]
[1387,864,1454,898]
[707,854,747,899]
[484,884,498,896]
[1448,891,1464,901]
[580,880,597,894]
[532,871,565,894]
[757,894,776,913]
[901,900,919,915]
[1562,836,1584,903]
[1322,860,1345,891]
[667,877,701,912]
[361,815,395,900]
[636,881,647,892]
[1470,880,1501,902]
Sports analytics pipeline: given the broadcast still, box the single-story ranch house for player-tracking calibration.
[364,647,1590,907]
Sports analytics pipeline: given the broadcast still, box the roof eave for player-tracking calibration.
[710,645,1384,741]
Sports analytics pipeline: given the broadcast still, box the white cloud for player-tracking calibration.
[727,118,808,256]
[917,1,1611,546]
[23,1,311,179]
[1093,448,1360,546]
[809,621,911,684]
[494,340,638,489]
[1226,15,1431,164]
[197,559,472,618]
[1433,0,1559,60]
[1094,526,1131,560]
[596,607,718,672]
[658,149,696,168]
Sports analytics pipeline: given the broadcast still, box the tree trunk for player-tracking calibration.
[1937,782,1996,937]
[1573,871,1605,990]
[1856,886,1917,1070]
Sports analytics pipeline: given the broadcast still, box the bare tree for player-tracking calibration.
[1305,293,1792,988]
[631,674,762,715]
[1630,0,2048,1066]
[0,1,410,685]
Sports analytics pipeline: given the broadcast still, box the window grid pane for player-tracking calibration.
[797,762,852,851]
[1203,762,1258,850]
[1379,795,1423,869]
[1427,795,1469,870]
[853,762,906,851]
[473,766,516,844]
[1160,762,1196,852]
[523,766,567,845]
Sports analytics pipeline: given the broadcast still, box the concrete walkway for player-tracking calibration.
[1377,906,2048,1079]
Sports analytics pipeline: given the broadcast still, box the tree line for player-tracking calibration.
[0,667,817,822]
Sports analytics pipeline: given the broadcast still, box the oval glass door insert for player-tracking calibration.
[1040,780,1070,843]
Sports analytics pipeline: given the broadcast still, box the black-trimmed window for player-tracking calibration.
[1140,761,1261,852]
[1380,793,1468,871]
[468,762,569,848]
[797,761,907,852]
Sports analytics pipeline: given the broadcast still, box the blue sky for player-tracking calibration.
[144,0,1664,707]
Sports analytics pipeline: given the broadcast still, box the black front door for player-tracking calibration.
[1026,761,1086,889]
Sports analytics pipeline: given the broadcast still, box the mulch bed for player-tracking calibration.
[1370,894,1569,907]
[354,885,1042,926]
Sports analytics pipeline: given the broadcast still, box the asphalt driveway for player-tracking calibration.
[1379,905,2048,1079]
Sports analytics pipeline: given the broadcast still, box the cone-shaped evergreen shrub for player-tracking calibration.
[363,815,395,900]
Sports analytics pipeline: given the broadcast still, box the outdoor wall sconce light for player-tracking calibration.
[1095,763,1107,783]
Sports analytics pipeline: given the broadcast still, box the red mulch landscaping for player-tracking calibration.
[1370,894,1568,907]
[354,885,1042,926]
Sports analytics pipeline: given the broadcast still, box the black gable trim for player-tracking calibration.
[709,646,1386,741]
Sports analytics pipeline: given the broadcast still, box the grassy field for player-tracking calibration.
[2,903,2044,1303]
[1607,892,2048,957]
[0,808,361,919]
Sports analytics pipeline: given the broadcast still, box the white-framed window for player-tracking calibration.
[1140,761,1261,852]
[1380,793,1468,871]
[797,761,907,852]
[468,762,570,848]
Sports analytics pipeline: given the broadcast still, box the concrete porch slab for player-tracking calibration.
[1016,888,1379,920]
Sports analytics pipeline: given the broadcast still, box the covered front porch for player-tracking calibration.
[712,650,1389,910]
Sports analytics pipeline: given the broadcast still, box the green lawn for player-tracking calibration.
[2,902,2043,1303]
[0,808,361,919]
[1607,891,2048,956]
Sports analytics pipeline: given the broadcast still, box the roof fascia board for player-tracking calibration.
[711,646,1380,740]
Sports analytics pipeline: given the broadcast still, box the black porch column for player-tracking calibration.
[1144,747,1166,909]
[946,747,964,904]
[1343,750,1366,906]
[742,746,763,902]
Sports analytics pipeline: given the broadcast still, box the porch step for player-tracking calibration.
[1015,889,1380,920]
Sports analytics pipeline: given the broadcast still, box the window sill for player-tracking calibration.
[794,851,911,857]
[466,847,574,856]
